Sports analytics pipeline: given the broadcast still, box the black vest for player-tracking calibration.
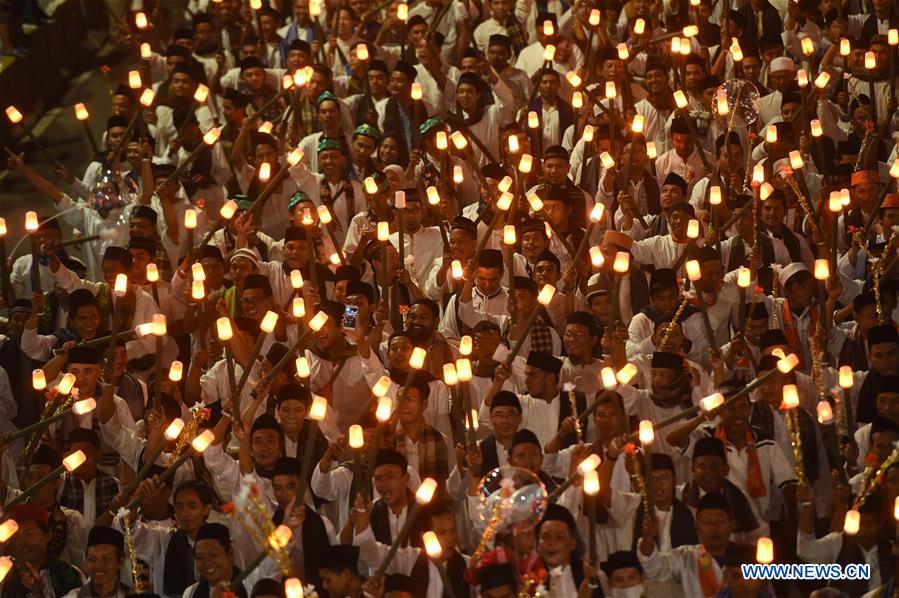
[631,498,699,551]
[857,369,883,425]
[681,479,759,533]
[163,529,196,595]
[831,535,894,596]
[726,235,776,294]
[370,490,417,546]
[750,402,820,483]
[409,551,471,597]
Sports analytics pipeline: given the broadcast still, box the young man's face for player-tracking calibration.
[106,125,127,150]
[533,260,560,287]
[449,229,476,260]
[692,455,727,491]
[171,72,195,98]
[650,287,678,316]
[521,230,547,259]
[194,539,231,584]
[645,68,668,94]
[240,288,274,320]
[251,429,282,468]
[429,512,459,556]
[129,217,156,239]
[541,200,569,228]
[318,148,345,176]
[363,69,386,96]
[487,43,511,70]
[475,266,503,296]
[537,520,575,567]
[7,520,49,565]
[538,74,560,101]
[542,157,569,185]
[373,464,407,507]
[397,387,426,425]
[562,323,594,357]
[286,49,309,71]
[388,336,414,369]
[319,568,356,596]
[509,443,542,475]
[272,473,299,508]
[696,508,734,550]
[23,464,61,507]
[174,489,211,534]
[490,405,521,439]
[69,362,101,396]
[319,100,341,129]
[741,57,762,82]
[70,305,101,340]
[671,132,693,158]
[352,135,375,164]
[388,72,412,97]
[243,67,266,91]
[610,567,643,590]
[86,544,122,588]
[194,22,217,52]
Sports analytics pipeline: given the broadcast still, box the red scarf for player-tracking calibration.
[696,545,722,597]
[780,299,817,371]
[715,425,767,498]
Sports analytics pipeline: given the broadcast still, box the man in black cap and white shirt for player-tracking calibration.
[481,350,584,450]
[638,492,737,597]
[654,116,715,196]
[317,544,365,598]
[63,527,132,597]
[45,244,159,365]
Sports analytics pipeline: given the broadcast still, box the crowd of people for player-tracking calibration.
[2,0,899,595]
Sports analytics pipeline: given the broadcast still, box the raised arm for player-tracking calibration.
[5,149,64,203]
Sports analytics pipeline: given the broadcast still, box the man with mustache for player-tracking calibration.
[618,351,704,478]
[638,493,739,597]
[20,288,103,361]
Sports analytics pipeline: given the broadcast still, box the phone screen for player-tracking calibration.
[343,305,359,330]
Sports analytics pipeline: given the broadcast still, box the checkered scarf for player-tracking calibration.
[59,471,120,522]
[504,17,528,54]
[394,424,449,481]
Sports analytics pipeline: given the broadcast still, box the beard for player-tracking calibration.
[407,323,431,344]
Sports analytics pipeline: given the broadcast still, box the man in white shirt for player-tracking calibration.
[441,249,509,339]
[638,492,734,597]
[654,117,714,196]
[539,503,603,595]
[797,482,894,595]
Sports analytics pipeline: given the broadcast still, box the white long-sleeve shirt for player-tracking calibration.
[797,531,883,592]
[638,543,724,598]
[50,263,159,361]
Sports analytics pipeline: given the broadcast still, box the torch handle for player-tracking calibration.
[504,306,544,366]
[296,421,319,502]
[225,345,241,423]
[0,408,71,447]
[625,365,782,443]
[4,464,66,508]
[247,167,291,218]
[0,237,8,308]
[234,333,268,398]
[232,550,268,591]
[371,502,422,580]
[125,448,195,511]
[120,442,166,498]
[253,330,311,393]
[57,233,104,248]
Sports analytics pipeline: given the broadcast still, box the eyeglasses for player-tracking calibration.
[241,295,269,305]
[563,330,589,339]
